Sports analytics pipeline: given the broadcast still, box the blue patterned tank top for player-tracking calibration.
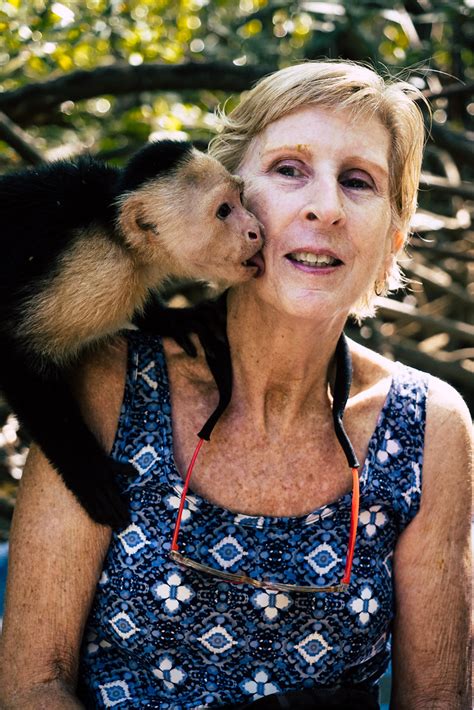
[78,331,429,709]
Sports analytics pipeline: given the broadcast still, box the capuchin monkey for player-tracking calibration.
[0,140,264,527]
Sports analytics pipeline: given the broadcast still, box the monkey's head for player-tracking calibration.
[115,141,264,288]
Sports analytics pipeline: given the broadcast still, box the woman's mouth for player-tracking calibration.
[285,250,343,272]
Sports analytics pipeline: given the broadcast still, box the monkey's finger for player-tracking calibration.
[112,460,138,479]
[174,333,198,358]
[65,459,133,528]
[69,477,130,528]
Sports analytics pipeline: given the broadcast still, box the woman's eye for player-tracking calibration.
[216,203,232,220]
[275,164,302,178]
[341,175,372,190]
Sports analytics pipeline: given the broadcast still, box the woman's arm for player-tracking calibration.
[390,377,472,710]
[0,337,127,709]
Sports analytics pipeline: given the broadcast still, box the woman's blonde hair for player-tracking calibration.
[209,60,428,317]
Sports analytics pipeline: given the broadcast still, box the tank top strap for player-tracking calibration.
[111,330,173,484]
[363,361,430,533]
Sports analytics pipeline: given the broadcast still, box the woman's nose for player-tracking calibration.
[301,183,345,226]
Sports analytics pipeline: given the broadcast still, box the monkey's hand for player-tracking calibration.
[133,293,227,359]
[39,421,134,529]
[64,452,135,529]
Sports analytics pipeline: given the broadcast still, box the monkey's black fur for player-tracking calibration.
[117,140,194,193]
[0,140,193,298]
[0,158,118,297]
[0,141,233,528]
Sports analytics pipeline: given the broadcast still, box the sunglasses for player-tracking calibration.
[169,331,360,594]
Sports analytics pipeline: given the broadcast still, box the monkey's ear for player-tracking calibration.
[117,197,158,254]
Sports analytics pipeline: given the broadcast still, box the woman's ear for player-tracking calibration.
[392,229,405,254]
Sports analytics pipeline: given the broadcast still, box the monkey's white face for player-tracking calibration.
[235,105,395,322]
[181,177,265,287]
[118,151,264,288]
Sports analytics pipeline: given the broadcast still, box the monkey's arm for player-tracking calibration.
[133,292,228,358]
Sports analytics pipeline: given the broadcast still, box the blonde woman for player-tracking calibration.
[0,61,470,709]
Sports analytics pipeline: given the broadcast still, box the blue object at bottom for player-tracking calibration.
[0,541,9,619]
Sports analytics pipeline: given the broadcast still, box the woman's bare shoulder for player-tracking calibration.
[347,338,397,404]
[351,338,471,490]
[423,375,472,482]
[349,336,471,437]
[425,373,471,425]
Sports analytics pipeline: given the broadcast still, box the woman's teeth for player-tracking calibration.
[287,251,340,266]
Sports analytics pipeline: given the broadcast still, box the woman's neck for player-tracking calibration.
[225,289,348,435]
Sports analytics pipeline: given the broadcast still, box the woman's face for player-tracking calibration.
[237,105,395,322]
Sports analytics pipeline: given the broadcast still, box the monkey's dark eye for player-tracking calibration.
[216,203,232,220]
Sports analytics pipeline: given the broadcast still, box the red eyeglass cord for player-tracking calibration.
[171,437,205,553]
[342,466,360,585]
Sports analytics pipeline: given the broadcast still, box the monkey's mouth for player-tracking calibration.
[243,250,265,277]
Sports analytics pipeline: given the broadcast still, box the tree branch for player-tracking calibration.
[423,80,474,101]
[390,338,474,390]
[410,237,474,263]
[405,261,474,307]
[419,173,474,200]
[0,62,276,126]
[0,111,45,165]
[375,296,474,344]
[429,123,474,167]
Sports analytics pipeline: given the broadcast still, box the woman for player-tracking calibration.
[0,61,470,709]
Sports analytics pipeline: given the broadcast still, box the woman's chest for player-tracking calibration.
[163,343,392,518]
[168,387,382,519]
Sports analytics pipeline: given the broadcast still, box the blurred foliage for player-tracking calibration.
[0,0,472,533]
[0,0,473,165]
